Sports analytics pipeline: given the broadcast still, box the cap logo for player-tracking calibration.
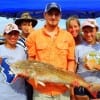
[24,14,29,18]
[89,21,95,25]
[8,24,15,31]
[50,3,58,8]
[45,2,61,13]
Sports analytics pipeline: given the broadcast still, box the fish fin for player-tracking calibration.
[34,80,45,87]
[65,84,70,89]
[34,79,38,87]
[37,81,45,87]
[33,78,46,87]
[86,84,97,99]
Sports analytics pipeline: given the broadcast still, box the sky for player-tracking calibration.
[0,17,100,35]
[0,17,67,35]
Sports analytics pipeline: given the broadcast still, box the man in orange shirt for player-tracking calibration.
[26,2,75,100]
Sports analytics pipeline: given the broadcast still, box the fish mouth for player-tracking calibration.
[10,67,17,73]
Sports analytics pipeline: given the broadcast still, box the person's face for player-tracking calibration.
[20,21,33,35]
[82,26,97,44]
[4,31,19,46]
[44,9,61,27]
[67,20,80,38]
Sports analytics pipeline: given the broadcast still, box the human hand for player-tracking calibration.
[93,65,100,70]
[12,73,29,83]
[90,83,100,92]
[71,79,80,87]
[17,73,29,79]
[0,57,2,64]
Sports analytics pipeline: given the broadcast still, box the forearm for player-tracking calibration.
[94,65,100,70]
[67,60,76,73]
[0,57,2,64]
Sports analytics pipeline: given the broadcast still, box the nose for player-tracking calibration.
[51,14,56,19]
[86,32,92,36]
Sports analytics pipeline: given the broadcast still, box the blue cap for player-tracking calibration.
[45,2,61,13]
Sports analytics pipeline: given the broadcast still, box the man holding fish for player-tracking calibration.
[26,2,76,100]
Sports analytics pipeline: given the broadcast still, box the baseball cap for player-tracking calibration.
[4,23,20,34]
[82,19,99,29]
[45,2,61,13]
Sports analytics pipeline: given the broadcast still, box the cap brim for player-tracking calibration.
[46,7,61,13]
[82,23,95,29]
[4,30,20,34]
[15,18,37,27]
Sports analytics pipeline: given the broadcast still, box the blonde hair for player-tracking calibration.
[66,16,82,45]
[66,16,80,30]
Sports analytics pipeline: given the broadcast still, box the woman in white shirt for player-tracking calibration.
[0,23,27,100]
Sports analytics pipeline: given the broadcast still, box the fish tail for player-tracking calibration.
[86,84,97,99]
[74,85,96,99]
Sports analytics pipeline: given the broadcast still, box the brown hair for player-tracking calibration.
[66,16,82,45]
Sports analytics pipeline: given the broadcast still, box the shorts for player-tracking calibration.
[33,90,70,100]
[74,86,100,99]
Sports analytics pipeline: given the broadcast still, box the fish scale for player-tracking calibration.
[10,60,99,99]
[2,57,100,99]
[10,60,89,86]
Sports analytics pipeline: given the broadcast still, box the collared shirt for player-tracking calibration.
[26,26,75,95]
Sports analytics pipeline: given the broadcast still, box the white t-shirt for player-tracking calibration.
[75,42,100,83]
[0,44,27,100]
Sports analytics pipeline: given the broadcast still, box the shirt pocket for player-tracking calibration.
[36,40,48,55]
[56,40,68,55]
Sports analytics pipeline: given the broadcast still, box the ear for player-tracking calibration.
[18,25,21,30]
[43,12,47,19]
[60,13,62,18]
[3,33,6,36]
[3,33,7,39]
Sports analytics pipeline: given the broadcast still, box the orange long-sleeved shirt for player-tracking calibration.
[26,26,75,95]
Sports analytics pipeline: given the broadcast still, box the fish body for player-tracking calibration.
[10,60,90,88]
[1,59,98,98]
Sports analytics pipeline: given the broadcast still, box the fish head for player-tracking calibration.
[10,60,28,74]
